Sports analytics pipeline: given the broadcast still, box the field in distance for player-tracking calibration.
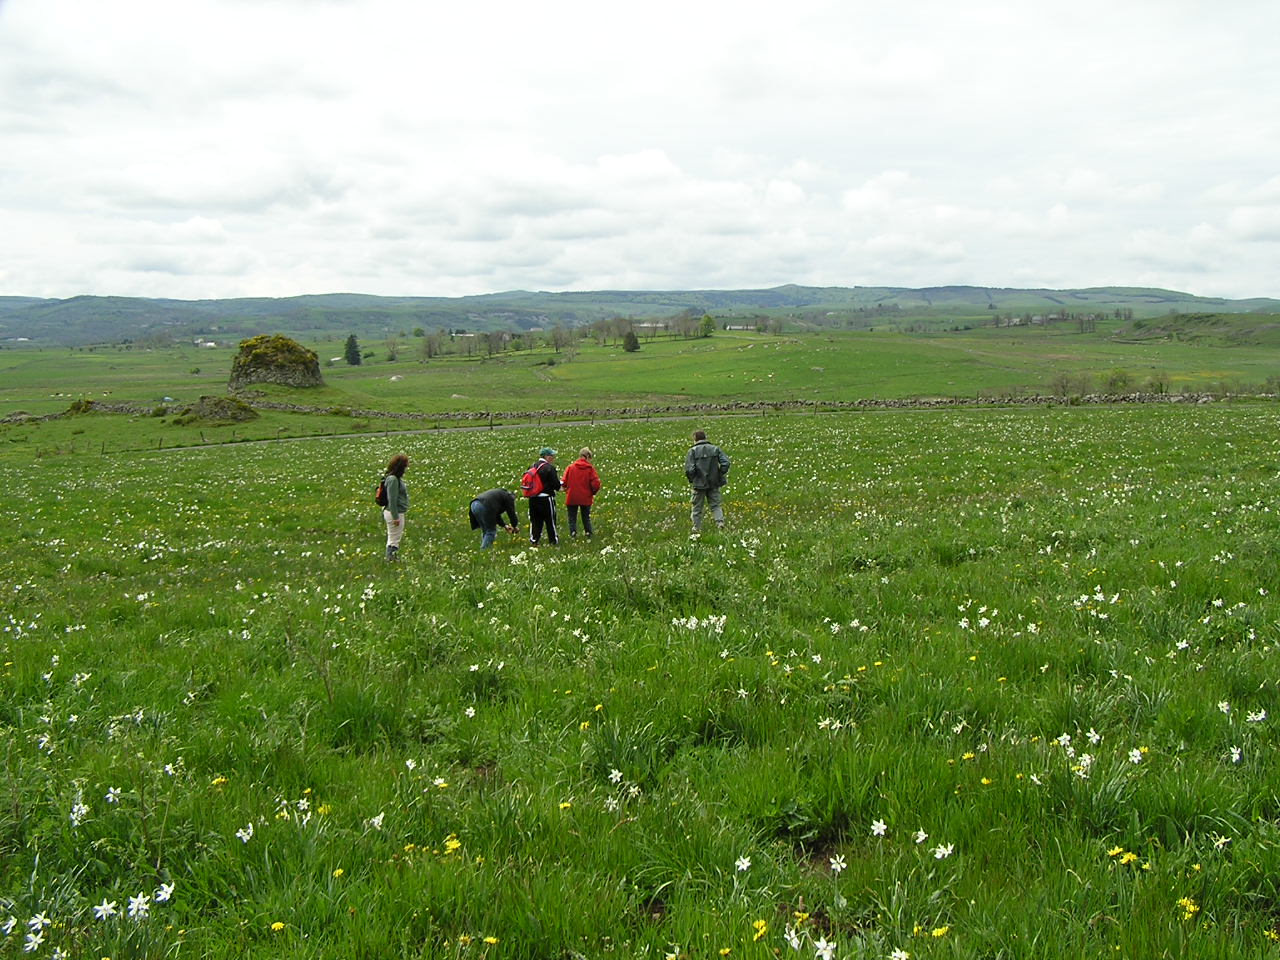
[1,404,1278,957]
[4,319,1280,456]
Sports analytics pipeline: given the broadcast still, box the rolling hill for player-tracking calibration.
[1,284,1277,347]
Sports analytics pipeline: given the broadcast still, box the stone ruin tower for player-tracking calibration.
[228,334,324,390]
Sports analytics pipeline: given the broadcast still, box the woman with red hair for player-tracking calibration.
[381,453,410,560]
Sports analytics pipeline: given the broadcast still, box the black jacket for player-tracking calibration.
[533,458,561,496]
[470,488,519,529]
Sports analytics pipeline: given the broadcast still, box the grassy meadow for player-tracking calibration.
[3,402,1280,958]
[6,323,1280,429]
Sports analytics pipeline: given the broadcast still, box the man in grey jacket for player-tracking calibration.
[685,429,730,533]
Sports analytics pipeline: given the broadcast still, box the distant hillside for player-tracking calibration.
[1,285,1277,346]
[1115,312,1280,346]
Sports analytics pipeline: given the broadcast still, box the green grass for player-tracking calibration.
[4,325,1280,432]
[2,404,1279,957]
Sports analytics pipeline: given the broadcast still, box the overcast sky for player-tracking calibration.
[2,0,1278,301]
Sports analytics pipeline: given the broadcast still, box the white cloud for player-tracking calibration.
[1227,206,1280,242]
[0,0,1277,299]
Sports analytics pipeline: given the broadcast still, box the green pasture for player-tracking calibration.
[4,326,1280,428]
[2,404,1279,958]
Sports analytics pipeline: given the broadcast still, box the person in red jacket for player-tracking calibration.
[561,447,602,539]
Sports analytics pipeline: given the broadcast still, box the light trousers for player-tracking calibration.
[383,509,405,547]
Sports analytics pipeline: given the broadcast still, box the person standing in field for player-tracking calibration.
[380,453,410,560]
[526,446,562,545]
[685,429,730,533]
[562,447,602,538]
[469,487,519,549]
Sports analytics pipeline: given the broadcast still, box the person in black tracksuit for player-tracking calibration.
[527,447,561,545]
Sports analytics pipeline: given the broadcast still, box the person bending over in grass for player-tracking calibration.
[381,453,410,560]
[469,488,519,549]
[526,446,562,545]
[685,429,730,533]
[562,447,602,539]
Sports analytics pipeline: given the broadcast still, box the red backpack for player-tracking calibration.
[520,461,545,498]
[375,476,389,506]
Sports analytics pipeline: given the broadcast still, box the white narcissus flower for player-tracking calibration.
[127,893,150,921]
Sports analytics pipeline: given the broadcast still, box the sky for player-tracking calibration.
[2,0,1278,302]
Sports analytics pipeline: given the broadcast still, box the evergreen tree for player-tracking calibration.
[344,334,362,366]
[623,331,641,352]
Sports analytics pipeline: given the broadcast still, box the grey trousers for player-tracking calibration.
[690,486,723,531]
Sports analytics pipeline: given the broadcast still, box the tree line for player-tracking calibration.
[337,312,728,365]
